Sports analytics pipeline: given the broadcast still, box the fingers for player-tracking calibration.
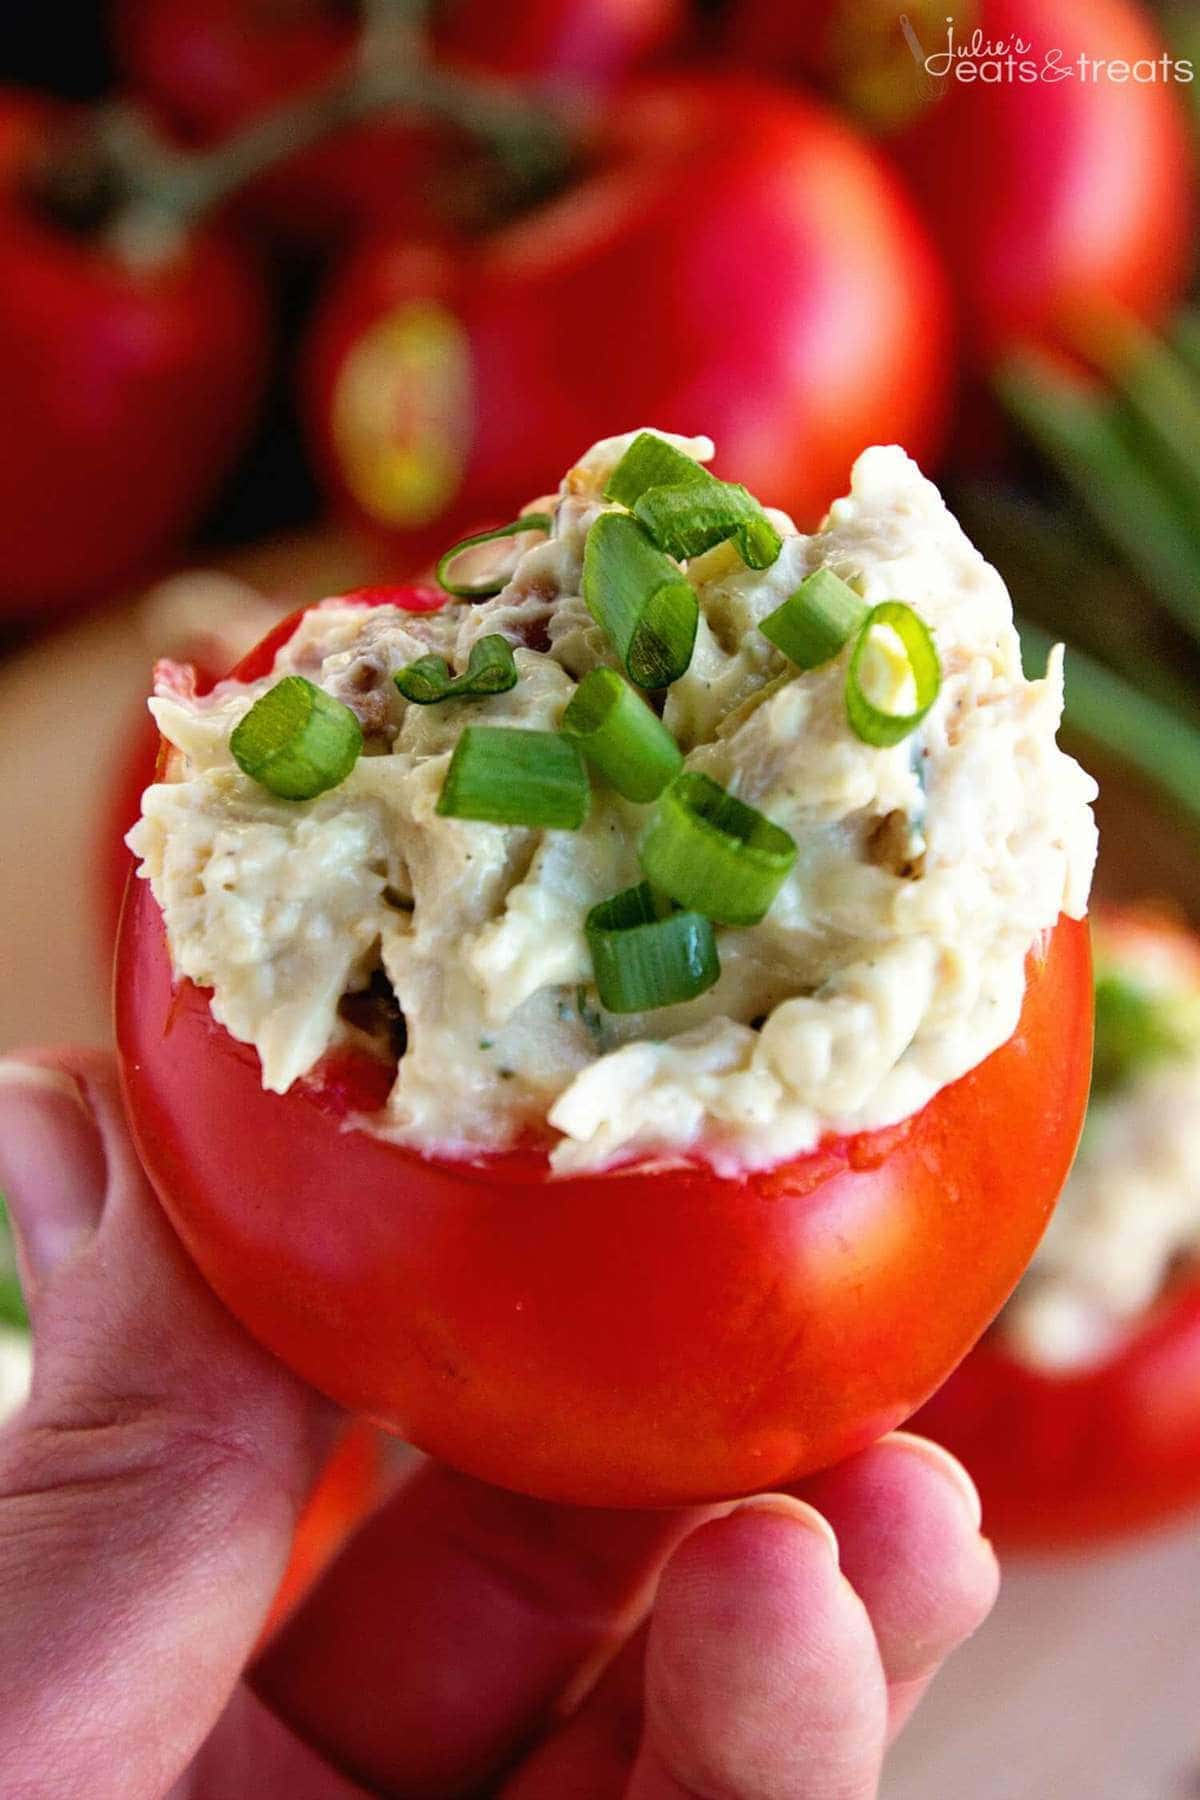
[0,1051,332,1799]
[627,1498,886,1800]
[505,1436,998,1800]
[254,1460,710,1799]
[170,1688,376,1800]
[795,1432,999,1735]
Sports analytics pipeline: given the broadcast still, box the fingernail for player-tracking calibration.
[0,1061,106,1298]
[885,1430,984,1532]
[732,1494,840,1566]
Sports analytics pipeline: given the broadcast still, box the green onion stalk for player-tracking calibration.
[990,314,1200,839]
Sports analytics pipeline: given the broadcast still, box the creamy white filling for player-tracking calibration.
[129,433,1097,1174]
[1003,931,1200,1372]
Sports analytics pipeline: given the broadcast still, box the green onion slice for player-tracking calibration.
[633,483,781,570]
[560,667,683,802]
[582,512,698,689]
[585,881,719,1013]
[845,602,941,748]
[640,771,797,927]
[761,567,869,669]
[230,676,363,801]
[605,432,712,507]
[435,513,553,599]
[605,431,781,569]
[437,726,589,829]
[394,634,518,705]
[0,1196,28,1331]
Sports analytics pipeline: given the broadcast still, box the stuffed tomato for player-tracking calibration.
[117,430,1096,1507]
[916,907,1200,1545]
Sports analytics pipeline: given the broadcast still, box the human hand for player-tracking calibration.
[0,1049,998,1800]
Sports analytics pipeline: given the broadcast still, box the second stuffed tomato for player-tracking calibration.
[916,906,1200,1544]
[117,429,1096,1507]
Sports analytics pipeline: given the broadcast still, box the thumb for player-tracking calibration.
[0,1051,332,1800]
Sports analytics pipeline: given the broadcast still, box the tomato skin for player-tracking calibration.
[914,906,1200,1546]
[116,730,1091,1506]
[730,0,1195,365]
[304,74,953,551]
[0,90,270,618]
[912,1289,1200,1546]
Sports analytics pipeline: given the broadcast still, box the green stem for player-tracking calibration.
[953,483,1200,725]
[1021,620,1200,832]
[1171,310,1200,383]
[1076,306,1200,524]
[998,351,1200,650]
[96,31,571,234]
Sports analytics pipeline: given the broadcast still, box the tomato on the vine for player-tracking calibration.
[915,907,1200,1546]
[116,0,683,243]
[303,74,954,557]
[0,89,269,618]
[116,592,1092,1509]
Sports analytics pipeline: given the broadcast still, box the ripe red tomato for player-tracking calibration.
[729,0,1196,365]
[115,598,1091,1507]
[303,74,953,557]
[115,0,683,244]
[0,90,270,618]
[914,907,1200,1546]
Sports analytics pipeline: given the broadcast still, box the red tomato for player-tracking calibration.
[115,599,1091,1507]
[0,90,270,619]
[729,0,1196,365]
[433,0,682,87]
[115,0,682,244]
[914,907,1200,1546]
[303,74,953,557]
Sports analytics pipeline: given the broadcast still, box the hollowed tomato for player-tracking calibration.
[114,597,1094,1507]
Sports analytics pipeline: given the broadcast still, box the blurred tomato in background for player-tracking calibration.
[6,0,1200,1786]
[0,86,269,616]
[305,73,953,558]
[731,0,1196,366]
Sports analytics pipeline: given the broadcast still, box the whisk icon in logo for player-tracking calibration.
[899,13,950,103]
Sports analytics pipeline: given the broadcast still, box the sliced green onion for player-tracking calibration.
[585,881,719,1013]
[605,432,782,569]
[632,483,781,570]
[582,511,698,689]
[760,567,869,669]
[230,676,362,801]
[640,771,796,927]
[845,602,940,748]
[394,634,518,705]
[437,726,589,829]
[605,432,712,506]
[0,1196,28,1331]
[435,513,552,599]
[560,668,683,802]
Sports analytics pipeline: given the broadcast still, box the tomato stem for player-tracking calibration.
[39,7,574,256]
